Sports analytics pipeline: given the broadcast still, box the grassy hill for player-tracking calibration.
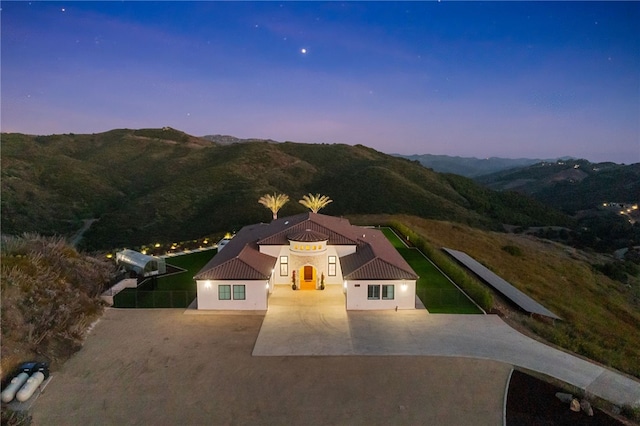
[1,129,568,251]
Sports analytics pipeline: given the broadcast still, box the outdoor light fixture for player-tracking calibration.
[205,281,211,289]
[265,283,269,289]
[401,284,408,291]
[343,280,347,288]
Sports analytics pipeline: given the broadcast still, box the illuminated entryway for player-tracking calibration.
[299,265,317,290]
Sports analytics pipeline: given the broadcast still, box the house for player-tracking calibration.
[194,212,418,310]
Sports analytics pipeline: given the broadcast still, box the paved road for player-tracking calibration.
[254,285,640,407]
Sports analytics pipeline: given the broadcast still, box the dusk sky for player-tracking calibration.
[2,1,639,163]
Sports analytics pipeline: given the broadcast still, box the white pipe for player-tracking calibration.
[16,371,45,402]
[1,372,29,403]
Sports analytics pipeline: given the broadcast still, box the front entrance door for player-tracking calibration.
[300,265,316,290]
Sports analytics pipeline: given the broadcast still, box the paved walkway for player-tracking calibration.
[253,285,640,407]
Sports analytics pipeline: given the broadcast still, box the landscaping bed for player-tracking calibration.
[506,370,625,425]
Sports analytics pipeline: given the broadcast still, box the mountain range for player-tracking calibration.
[476,159,640,213]
[2,128,568,251]
[395,153,573,177]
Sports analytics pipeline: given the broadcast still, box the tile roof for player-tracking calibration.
[194,223,276,280]
[341,229,419,280]
[257,213,360,245]
[194,213,418,282]
[287,229,328,242]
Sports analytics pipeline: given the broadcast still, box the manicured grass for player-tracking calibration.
[381,228,482,314]
[156,249,216,291]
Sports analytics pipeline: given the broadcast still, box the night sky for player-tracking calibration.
[2,1,639,163]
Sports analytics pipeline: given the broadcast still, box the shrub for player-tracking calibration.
[594,262,628,283]
[1,234,115,373]
[1,406,31,426]
[502,245,523,257]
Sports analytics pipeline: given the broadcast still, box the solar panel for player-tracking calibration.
[443,248,561,320]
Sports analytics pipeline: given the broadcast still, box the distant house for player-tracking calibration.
[194,212,418,310]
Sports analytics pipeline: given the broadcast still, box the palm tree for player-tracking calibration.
[299,193,333,213]
[258,193,289,220]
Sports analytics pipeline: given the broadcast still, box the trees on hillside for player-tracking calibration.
[258,193,290,220]
[299,193,333,213]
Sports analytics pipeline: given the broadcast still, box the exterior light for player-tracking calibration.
[155,243,161,248]
[204,281,211,289]
[401,284,408,291]
[265,283,270,289]
[106,253,113,259]
[343,280,347,288]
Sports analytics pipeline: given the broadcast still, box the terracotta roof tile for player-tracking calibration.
[287,229,328,242]
[195,214,418,282]
[341,230,418,280]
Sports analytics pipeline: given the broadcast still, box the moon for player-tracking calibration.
[300,48,307,54]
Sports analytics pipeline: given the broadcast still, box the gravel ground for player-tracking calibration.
[31,309,511,425]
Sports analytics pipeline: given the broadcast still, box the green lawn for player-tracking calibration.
[381,228,482,314]
[157,249,216,290]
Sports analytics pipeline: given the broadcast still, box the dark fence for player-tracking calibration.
[113,290,197,308]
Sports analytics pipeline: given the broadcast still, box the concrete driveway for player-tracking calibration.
[254,285,640,407]
[31,309,511,426]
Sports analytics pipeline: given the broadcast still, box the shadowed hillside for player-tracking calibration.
[476,159,640,213]
[2,129,568,250]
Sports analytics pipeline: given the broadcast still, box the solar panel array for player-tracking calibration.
[443,248,561,320]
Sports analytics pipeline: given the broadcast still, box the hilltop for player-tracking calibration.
[1,129,568,251]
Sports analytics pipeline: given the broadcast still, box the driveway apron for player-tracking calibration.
[253,286,640,407]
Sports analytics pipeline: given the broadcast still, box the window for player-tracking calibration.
[218,285,231,300]
[382,285,394,300]
[367,285,380,300]
[280,256,288,276]
[328,256,337,276]
[233,285,245,300]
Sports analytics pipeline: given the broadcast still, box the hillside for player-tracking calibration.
[1,234,114,375]
[1,129,569,251]
[476,159,640,213]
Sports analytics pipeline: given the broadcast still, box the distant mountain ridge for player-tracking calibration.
[395,153,573,177]
[202,134,279,145]
[476,159,640,213]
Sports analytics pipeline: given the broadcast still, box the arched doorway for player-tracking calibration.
[299,265,316,290]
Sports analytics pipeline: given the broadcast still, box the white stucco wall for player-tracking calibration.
[196,280,268,310]
[262,245,355,287]
[345,280,416,310]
